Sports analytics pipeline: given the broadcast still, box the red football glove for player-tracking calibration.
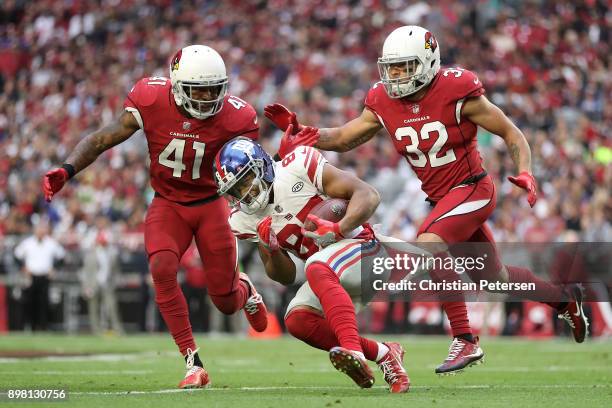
[257,216,280,252]
[264,103,302,133]
[508,171,538,207]
[302,214,344,247]
[277,125,320,159]
[42,168,69,202]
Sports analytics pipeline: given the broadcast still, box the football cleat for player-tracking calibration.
[178,348,211,389]
[329,347,375,389]
[557,284,589,343]
[435,336,484,375]
[240,272,268,332]
[377,342,410,393]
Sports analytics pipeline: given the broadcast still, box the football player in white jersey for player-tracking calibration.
[213,134,410,393]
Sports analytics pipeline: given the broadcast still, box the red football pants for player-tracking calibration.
[417,176,498,337]
[145,195,248,355]
[418,175,561,307]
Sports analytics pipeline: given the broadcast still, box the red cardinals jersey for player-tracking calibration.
[123,76,259,202]
[365,67,486,202]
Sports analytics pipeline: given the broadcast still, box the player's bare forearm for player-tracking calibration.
[503,130,532,173]
[315,109,381,152]
[339,185,380,236]
[65,111,139,174]
[462,95,532,173]
[258,245,296,285]
[316,127,344,151]
[321,165,380,236]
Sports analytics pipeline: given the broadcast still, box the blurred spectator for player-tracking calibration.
[13,221,64,330]
[80,217,123,334]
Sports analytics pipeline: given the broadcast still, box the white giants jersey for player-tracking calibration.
[230,146,329,260]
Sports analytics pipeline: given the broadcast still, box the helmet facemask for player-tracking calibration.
[378,56,430,98]
[172,79,228,120]
[217,158,272,215]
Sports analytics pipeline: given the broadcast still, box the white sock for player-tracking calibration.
[375,342,390,362]
[351,350,366,361]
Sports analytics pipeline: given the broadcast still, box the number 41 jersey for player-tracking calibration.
[123,76,259,203]
[365,67,486,202]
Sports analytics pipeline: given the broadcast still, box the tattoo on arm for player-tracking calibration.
[509,142,521,166]
[317,128,375,152]
[345,132,374,150]
[66,113,137,173]
[317,129,334,147]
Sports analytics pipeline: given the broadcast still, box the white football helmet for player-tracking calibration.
[169,45,228,119]
[377,26,441,98]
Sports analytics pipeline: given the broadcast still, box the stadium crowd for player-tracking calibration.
[0,0,609,333]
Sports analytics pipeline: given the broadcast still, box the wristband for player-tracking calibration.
[273,153,281,162]
[61,163,76,179]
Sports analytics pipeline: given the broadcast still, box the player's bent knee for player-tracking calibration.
[149,250,179,283]
[285,307,319,341]
[209,293,241,315]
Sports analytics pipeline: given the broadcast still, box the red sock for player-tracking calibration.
[150,251,195,355]
[506,265,563,308]
[305,263,363,353]
[430,252,472,337]
[285,308,379,361]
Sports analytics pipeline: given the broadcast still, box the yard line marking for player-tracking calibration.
[424,365,612,372]
[0,351,173,363]
[1,370,154,375]
[61,384,612,396]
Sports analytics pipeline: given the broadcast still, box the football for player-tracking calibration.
[304,198,348,230]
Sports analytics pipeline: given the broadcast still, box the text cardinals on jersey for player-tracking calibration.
[124,77,259,202]
[365,67,485,202]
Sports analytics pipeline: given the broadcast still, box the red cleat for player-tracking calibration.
[377,342,410,393]
[240,272,268,332]
[435,336,484,375]
[178,348,211,389]
[329,347,375,389]
[557,284,589,343]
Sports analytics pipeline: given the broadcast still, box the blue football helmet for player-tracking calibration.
[214,137,275,214]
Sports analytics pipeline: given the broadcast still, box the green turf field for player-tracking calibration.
[0,334,610,407]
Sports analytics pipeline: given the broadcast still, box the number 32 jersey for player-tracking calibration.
[365,67,486,202]
[123,77,259,203]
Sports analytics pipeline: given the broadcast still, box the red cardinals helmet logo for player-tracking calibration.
[424,32,437,52]
[171,49,182,72]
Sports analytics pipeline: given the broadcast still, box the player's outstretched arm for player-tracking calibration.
[320,164,380,236]
[65,111,140,173]
[462,95,538,206]
[316,108,382,152]
[42,111,140,201]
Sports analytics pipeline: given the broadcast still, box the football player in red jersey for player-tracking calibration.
[265,26,589,375]
[42,45,296,388]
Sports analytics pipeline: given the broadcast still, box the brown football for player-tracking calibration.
[303,198,348,231]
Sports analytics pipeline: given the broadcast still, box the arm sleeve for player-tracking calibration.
[123,78,159,129]
[285,146,328,190]
[363,83,383,122]
[54,241,66,260]
[14,240,25,260]
[455,69,485,99]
